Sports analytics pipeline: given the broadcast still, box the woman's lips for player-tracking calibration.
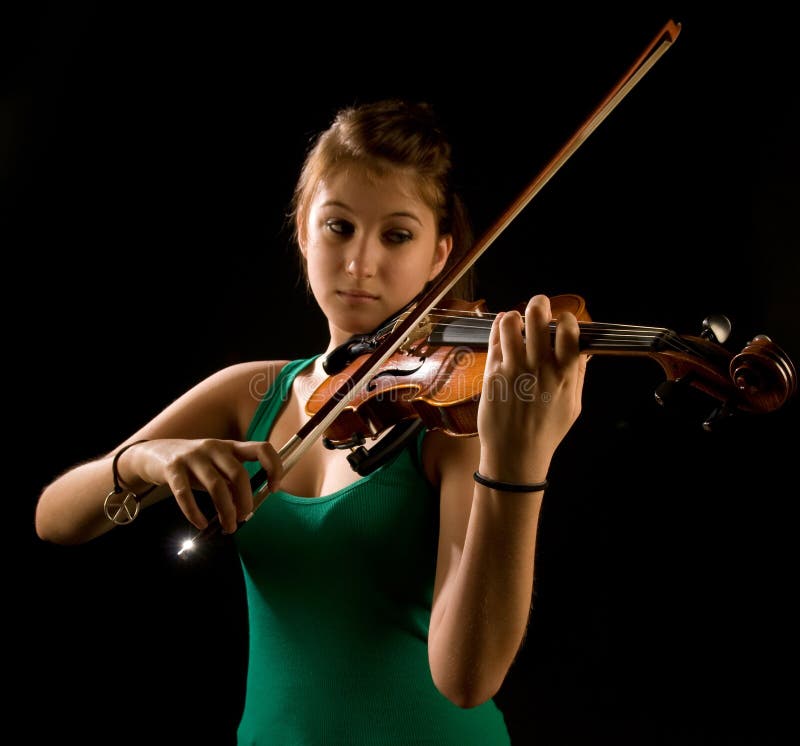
[337,290,378,304]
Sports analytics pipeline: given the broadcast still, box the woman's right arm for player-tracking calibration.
[35,360,286,545]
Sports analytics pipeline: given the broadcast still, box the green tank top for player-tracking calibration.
[235,356,510,745]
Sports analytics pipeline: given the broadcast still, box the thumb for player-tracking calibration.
[232,440,284,489]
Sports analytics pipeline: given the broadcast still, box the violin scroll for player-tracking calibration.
[729,334,797,414]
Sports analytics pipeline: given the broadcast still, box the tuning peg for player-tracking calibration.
[654,373,694,407]
[701,314,732,344]
[702,402,735,432]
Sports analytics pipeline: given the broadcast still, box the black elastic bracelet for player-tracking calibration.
[111,439,150,493]
[473,470,549,493]
[104,440,155,525]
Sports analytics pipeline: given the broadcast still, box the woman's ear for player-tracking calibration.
[428,234,453,281]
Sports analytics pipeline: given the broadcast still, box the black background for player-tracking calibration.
[9,4,799,745]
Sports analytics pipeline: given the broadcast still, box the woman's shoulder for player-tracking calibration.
[189,359,290,399]
[207,360,291,438]
[211,359,290,388]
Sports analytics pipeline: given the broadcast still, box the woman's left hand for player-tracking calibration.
[476,294,586,482]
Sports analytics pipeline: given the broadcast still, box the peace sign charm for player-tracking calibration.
[103,489,141,525]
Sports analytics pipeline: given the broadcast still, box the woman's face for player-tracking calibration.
[301,168,452,348]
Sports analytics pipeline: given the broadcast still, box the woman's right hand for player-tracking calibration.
[119,438,283,534]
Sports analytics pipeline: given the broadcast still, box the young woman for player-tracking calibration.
[35,99,587,744]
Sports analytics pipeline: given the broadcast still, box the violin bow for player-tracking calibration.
[178,19,682,555]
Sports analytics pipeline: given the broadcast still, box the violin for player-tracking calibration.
[306,294,796,459]
[176,18,795,555]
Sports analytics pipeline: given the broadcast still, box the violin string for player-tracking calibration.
[376,308,704,358]
[427,309,669,332]
[428,315,669,336]
[430,314,672,335]
[419,312,701,356]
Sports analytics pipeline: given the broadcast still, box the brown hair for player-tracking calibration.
[290,99,474,301]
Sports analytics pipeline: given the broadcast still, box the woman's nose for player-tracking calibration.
[345,240,377,279]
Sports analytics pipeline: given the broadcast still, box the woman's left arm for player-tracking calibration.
[427,295,586,708]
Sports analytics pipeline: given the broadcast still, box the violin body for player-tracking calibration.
[307,299,491,444]
[307,295,797,447]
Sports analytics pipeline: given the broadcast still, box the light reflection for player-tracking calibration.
[177,538,195,557]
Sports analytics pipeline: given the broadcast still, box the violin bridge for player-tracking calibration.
[394,312,434,352]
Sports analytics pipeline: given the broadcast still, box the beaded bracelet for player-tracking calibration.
[103,440,156,525]
[473,470,549,493]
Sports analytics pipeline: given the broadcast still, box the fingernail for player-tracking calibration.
[243,511,254,522]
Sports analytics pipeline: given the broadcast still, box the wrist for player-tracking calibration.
[113,440,154,493]
[104,440,156,526]
[473,470,548,493]
[478,455,550,485]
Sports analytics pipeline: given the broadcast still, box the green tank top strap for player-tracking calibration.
[245,356,321,442]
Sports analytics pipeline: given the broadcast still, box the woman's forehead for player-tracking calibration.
[315,167,427,207]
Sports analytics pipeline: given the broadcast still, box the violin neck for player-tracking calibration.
[563,321,676,356]
[430,318,679,356]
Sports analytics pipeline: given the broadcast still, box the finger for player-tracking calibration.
[572,352,588,418]
[553,310,584,418]
[234,441,285,494]
[167,463,210,531]
[255,441,284,493]
[554,310,580,369]
[499,310,524,370]
[486,311,505,365]
[524,294,552,369]
[572,335,588,418]
[576,350,588,385]
[190,458,238,534]
[210,450,255,522]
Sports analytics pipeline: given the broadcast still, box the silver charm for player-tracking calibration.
[104,489,140,525]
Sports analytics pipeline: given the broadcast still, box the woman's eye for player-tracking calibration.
[384,229,413,245]
[325,219,354,236]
